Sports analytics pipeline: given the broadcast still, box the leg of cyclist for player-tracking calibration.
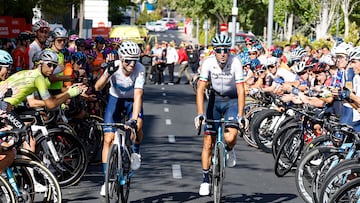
[223,98,239,168]
[100,95,122,196]
[199,95,219,196]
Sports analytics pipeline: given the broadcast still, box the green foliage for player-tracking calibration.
[311,38,332,50]
[344,22,360,46]
[290,34,311,47]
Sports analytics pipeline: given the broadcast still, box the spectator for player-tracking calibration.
[166,40,178,85]
[175,43,191,84]
[141,44,153,84]
[187,45,199,73]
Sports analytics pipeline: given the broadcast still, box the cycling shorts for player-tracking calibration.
[204,95,239,135]
[103,94,143,133]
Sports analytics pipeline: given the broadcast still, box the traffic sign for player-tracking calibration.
[220,23,228,32]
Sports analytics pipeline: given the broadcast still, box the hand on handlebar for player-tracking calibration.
[194,114,205,129]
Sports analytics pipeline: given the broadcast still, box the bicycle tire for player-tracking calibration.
[105,144,120,203]
[12,159,62,203]
[252,109,283,153]
[85,115,104,161]
[120,147,132,203]
[0,175,16,203]
[329,177,360,203]
[47,129,88,187]
[11,165,34,203]
[271,121,299,158]
[319,159,360,203]
[243,107,269,148]
[274,128,304,177]
[312,152,346,203]
[295,146,338,203]
[212,143,225,203]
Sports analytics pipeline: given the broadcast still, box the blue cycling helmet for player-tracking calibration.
[95,36,105,44]
[0,50,13,65]
[272,49,283,58]
[211,34,231,47]
[71,52,87,64]
[250,59,260,70]
[241,57,251,66]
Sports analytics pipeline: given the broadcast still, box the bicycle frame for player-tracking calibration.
[114,127,132,185]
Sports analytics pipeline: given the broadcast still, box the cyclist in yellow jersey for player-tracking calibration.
[47,27,73,95]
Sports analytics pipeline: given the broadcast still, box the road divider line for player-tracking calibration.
[165,119,172,125]
[164,107,169,112]
[163,100,168,104]
[162,93,166,96]
[172,164,182,179]
[168,135,175,143]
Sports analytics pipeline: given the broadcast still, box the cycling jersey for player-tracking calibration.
[199,55,244,98]
[0,69,51,106]
[48,50,65,90]
[28,41,42,69]
[108,62,145,99]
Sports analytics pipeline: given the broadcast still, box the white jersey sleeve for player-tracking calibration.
[109,62,145,99]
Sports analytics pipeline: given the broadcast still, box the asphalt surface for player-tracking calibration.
[58,29,303,203]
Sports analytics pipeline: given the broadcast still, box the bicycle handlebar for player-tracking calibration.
[97,122,137,139]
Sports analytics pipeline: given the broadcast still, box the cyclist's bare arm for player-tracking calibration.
[132,88,143,120]
[94,72,110,91]
[196,80,207,115]
[236,82,245,116]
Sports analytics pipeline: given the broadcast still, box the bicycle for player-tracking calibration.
[98,122,137,203]
[197,117,239,203]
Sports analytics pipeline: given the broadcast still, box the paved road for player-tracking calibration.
[59,30,302,202]
[60,83,302,203]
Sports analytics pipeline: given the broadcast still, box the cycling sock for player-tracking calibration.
[202,169,210,183]
[103,163,107,178]
[132,144,140,154]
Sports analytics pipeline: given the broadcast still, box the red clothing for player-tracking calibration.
[12,47,25,70]
[177,48,188,64]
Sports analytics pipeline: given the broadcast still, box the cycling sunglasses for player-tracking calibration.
[124,59,137,65]
[214,48,230,54]
[46,62,57,68]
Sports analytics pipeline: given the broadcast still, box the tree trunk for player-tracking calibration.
[285,13,293,41]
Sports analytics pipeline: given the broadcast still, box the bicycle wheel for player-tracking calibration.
[251,109,283,153]
[274,128,304,177]
[271,120,299,158]
[120,147,132,203]
[10,165,34,203]
[12,159,62,203]
[319,159,360,203]
[295,146,338,203]
[47,129,88,187]
[212,143,225,203]
[329,177,360,203]
[105,144,120,203]
[85,115,104,161]
[0,175,16,203]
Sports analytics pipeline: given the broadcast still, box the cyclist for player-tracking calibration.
[94,41,145,196]
[194,34,246,196]
[26,19,50,70]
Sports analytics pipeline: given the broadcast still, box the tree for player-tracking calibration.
[340,0,360,38]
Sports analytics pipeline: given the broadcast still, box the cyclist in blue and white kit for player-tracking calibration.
[194,34,246,196]
[95,41,145,196]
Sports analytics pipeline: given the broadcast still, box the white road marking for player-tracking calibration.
[165,119,172,125]
[168,135,175,143]
[162,93,167,96]
[172,164,182,179]
[164,107,169,112]
[161,87,165,90]
[163,100,168,104]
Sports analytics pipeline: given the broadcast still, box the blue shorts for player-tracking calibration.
[204,96,239,135]
[103,95,144,133]
[340,106,360,132]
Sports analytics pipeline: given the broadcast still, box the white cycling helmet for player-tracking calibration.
[40,49,58,64]
[266,57,278,67]
[211,34,231,47]
[248,47,258,53]
[118,41,140,60]
[51,27,68,39]
[0,50,13,65]
[294,61,306,73]
[349,46,360,61]
[332,42,354,56]
[319,54,335,66]
[290,48,306,61]
[32,19,50,33]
